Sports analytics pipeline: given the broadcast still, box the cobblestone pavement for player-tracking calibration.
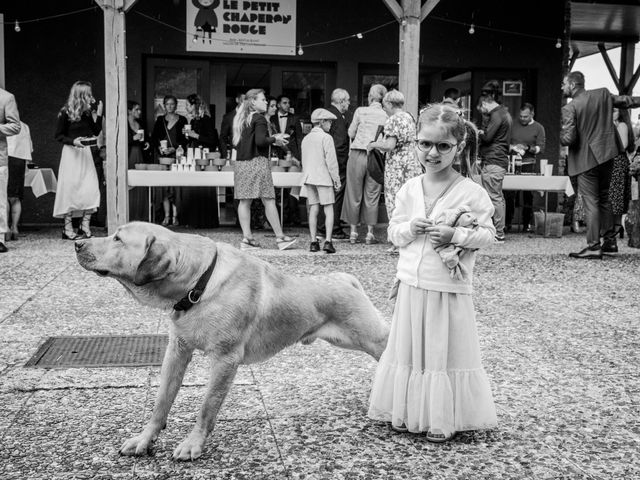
[1,225,639,479]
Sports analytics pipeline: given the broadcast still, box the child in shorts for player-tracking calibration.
[300,108,341,253]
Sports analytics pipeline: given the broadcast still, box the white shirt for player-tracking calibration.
[7,121,32,160]
[278,112,288,134]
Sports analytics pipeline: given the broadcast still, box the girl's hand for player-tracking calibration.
[73,137,85,148]
[425,225,455,245]
[410,217,432,236]
[273,134,289,147]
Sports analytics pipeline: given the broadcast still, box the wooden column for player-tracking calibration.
[620,41,636,95]
[96,0,137,234]
[399,0,421,118]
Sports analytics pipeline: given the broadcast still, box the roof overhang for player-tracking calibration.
[570,1,640,58]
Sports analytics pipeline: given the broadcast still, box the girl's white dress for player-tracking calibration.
[368,175,498,436]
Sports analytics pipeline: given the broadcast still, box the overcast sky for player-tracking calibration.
[573,45,640,97]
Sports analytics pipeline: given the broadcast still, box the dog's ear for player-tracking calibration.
[133,235,173,286]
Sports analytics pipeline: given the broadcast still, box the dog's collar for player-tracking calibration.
[173,256,217,312]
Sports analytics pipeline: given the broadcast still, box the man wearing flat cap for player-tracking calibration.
[300,108,341,253]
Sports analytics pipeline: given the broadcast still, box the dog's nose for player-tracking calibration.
[75,240,84,253]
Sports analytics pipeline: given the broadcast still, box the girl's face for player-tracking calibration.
[164,99,177,114]
[252,93,268,113]
[415,122,464,174]
[267,100,277,116]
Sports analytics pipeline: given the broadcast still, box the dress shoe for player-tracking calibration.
[0,242,7,253]
[331,229,349,240]
[569,245,602,259]
[309,241,320,252]
[601,239,618,253]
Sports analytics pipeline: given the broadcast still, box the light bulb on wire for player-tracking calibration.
[297,44,304,55]
[356,33,363,39]
[14,20,21,33]
[555,38,562,48]
[468,24,475,35]
[192,34,198,43]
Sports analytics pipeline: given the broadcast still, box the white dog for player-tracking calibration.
[75,222,389,460]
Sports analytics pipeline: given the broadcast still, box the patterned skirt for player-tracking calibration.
[609,153,631,216]
[234,156,275,200]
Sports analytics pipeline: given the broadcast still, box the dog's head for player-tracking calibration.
[75,221,177,287]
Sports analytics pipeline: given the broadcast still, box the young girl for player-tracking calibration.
[368,103,498,443]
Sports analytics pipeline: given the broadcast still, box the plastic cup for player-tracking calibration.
[137,129,144,136]
[544,164,553,176]
[160,140,168,149]
[539,159,548,175]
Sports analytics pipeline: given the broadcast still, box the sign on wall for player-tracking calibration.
[186,0,296,56]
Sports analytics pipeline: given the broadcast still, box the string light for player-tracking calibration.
[14,20,20,32]
[192,34,198,43]
[468,23,475,35]
[297,43,304,55]
[555,38,562,48]
[356,33,363,39]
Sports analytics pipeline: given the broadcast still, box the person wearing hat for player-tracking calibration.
[300,108,341,253]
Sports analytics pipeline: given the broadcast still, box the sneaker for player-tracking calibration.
[365,233,379,245]
[323,241,336,254]
[309,241,320,252]
[494,236,505,244]
[276,236,297,250]
[240,238,261,251]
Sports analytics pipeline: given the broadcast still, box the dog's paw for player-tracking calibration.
[172,433,205,461]
[119,432,156,456]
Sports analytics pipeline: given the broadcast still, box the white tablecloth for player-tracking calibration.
[127,170,305,188]
[24,168,58,198]
[502,175,574,196]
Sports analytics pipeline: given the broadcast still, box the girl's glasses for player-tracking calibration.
[416,140,458,154]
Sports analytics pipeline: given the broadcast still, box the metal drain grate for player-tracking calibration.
[24,335,168,368]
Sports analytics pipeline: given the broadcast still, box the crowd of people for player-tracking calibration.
[1,73,639,259]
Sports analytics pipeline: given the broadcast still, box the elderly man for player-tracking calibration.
[506,102,546,232]
[0,87,22,253]
[561,71,640,259]
[324,88,351,239]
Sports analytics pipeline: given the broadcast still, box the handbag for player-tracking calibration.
[367,125,386,185]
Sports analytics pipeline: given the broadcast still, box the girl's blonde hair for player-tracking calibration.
[232,88,264,146]
[417,103,479,179]
[186,93,210,119]
[62,81,94,122]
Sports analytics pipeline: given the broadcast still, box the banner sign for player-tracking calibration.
[186,0,296,56]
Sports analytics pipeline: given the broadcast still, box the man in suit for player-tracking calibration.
[561,71,640,259]
[324,88,352,239]
[270,95,300,159]
[0,87,21,253]
[219,92,245,160]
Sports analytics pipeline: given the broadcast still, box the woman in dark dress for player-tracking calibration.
[151,95,188,226]
[127,100,150,221]
[610,107,635,236]
[181,93,220,228]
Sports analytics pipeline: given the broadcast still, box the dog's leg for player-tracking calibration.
[316,310,390,361]
[120,337,193,456]
[172,352,241,461]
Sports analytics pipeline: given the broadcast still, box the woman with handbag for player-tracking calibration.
[368,90,422,252]
[341,84,389,245]
[53,81,103,240]
[151,95,188,226]
[232,88,297,251]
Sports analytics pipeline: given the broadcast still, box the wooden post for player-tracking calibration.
[619,41,636,94]
[96,0,137,234]
[399,0,421,118]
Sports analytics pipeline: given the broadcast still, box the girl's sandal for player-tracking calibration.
[240,238,261,251]
[425,429,455,443]
[390,423,408,433]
